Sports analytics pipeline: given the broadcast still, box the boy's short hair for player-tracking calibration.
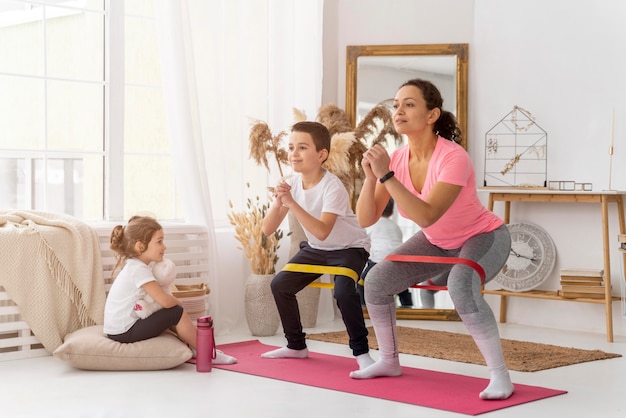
[291,121,331,154]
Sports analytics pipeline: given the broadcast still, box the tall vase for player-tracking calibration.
[244,273,280,337]
[288,213,321,328]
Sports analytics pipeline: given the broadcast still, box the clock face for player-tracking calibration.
[494,222,556,292]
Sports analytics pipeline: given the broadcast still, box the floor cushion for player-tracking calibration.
[53,325,192,371]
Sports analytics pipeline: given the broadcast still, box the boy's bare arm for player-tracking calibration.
[271,180,337,241]
[262,197,289,236]
[287,202,337,241]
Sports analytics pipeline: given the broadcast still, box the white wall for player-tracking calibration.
[471,0,626,337]
[331,0,475,109]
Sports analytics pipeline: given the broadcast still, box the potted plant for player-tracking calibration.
[228,186,284,336]
[228,188,284,275]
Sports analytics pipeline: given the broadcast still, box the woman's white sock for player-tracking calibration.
[350,303,401,379]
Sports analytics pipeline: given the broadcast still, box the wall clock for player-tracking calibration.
[493,222,556,292]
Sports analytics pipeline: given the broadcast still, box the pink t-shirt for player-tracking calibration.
[390,137,503,249]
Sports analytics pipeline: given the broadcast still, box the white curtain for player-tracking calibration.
[155,0,324,332]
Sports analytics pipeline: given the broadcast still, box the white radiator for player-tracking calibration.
[0,224,211,361]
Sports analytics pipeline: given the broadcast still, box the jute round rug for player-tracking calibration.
[306,326,621,372]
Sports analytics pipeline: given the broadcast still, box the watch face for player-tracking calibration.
[494,223,556,292]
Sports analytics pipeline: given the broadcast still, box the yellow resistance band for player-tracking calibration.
[281,263,363,288]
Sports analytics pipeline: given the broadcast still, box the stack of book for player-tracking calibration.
[558,268,606,299]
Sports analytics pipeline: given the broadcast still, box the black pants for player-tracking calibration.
[107,305,183,344]
[270,242,369,356]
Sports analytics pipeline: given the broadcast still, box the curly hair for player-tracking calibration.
[109,215,162,278]
[399,78,463,144]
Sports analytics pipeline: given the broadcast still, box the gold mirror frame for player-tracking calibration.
[347,44,468,321]
[346,43,468,150]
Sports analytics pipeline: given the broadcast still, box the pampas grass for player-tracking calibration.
[293,108,307,123]
[318,102,402,208]
[316,104,353,136]
[228,188,284,275]
[354,101,403,149]
[323,132,357,196]
[249,121,289,178]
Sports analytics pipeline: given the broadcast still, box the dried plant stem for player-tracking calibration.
[500,154,521,175]
[228,195,283,275]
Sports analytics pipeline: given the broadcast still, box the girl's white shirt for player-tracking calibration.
[103,258,156,335]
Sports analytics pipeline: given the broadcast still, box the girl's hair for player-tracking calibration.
[291,121,331,161]
[109,215,162,278]
[399,78,463,144]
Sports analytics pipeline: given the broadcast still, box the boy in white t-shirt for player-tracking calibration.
[260,121,374,371]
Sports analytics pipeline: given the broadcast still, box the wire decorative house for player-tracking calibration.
[484,106,548,187]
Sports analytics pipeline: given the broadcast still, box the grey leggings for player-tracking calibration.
[364,224,510,316]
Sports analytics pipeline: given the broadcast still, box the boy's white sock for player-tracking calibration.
[356,353,375,369]
[261,346,309,359]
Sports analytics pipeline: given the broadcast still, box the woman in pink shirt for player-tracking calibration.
[353,79,514,400]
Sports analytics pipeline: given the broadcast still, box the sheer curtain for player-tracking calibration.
[155,0,323,331]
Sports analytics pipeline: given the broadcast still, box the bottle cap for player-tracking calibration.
[197,316,213,326]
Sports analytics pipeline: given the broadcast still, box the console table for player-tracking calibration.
[480,187,626,342]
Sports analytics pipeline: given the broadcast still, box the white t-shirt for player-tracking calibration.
[103,258,156,335]
[288,170,370,252]
[366,217,403,263]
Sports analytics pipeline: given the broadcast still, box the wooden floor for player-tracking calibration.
[1,317,625,418]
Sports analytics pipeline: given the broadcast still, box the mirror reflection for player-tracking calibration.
[346,44,468,150]
[355,55,457,127]
[346,44,468,320]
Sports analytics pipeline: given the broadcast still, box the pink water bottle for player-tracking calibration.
[196,316,215,372]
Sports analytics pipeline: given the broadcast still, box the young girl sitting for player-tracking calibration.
[103,215,236,364]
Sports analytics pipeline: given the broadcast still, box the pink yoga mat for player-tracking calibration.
[211,340,566,416]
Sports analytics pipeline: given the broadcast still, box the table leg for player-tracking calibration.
[618,196,626,290]
[504,201,511,224]
[601,196,613,342]
[617,195,626,235]
[499,295,508,322]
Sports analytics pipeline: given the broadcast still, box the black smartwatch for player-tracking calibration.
[379,171,395,184]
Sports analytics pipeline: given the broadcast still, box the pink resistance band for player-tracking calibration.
[384,254,486,291]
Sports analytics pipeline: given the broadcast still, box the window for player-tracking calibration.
[0,0,180,222]
[0,0,322,225]
[121,0,180,221]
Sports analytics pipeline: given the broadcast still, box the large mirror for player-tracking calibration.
[346,43,468,150]
[347,44,468,320]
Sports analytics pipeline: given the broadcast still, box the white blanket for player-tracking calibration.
[0,210,106,351]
